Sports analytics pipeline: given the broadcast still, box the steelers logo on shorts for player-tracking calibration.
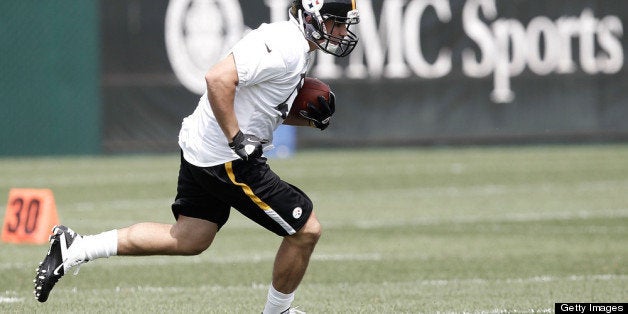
[292,207,303,219]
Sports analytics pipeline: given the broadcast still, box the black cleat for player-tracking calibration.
[34,225,84,302]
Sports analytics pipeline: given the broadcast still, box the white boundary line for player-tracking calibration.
[0,296,24,304]
[343,208,628,229]
[0,252,382,270]
[17,273,628,293]
[2,274,624,307]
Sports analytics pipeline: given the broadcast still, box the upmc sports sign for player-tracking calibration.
[102,0,627,152]
[165,0,624,103]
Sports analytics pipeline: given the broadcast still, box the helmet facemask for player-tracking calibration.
[296,1,360,57]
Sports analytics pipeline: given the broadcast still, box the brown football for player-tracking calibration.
[284,77,331,126]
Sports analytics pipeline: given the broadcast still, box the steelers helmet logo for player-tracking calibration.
[302,0,324,13]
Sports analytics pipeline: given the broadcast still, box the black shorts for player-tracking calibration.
[171,152,313,236]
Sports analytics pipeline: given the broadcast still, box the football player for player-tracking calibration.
[34,1,359,313]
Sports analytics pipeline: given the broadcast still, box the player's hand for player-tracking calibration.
[228,130,268,161]
[299,93,335,130]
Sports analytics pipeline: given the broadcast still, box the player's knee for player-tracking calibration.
[178,240,210,255]
[294,214,322,246]
[175,231,213,255]
[171,215,217,255]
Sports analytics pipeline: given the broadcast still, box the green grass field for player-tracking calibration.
[1,145,627,313]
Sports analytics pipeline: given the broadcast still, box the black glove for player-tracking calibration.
[228,130,268,161]
[299,92,336,130]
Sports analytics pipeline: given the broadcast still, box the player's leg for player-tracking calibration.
[34,215,218,302]
[271,212,321,293]
[34,153,230,302]
[261,213,320,314]
[117,215,218,255]
[220,158,318,313]
[261,212,321,314]
[117,153,231,256]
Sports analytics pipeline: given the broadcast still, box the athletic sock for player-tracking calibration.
[262,284,295,314]
[82,230,118,260]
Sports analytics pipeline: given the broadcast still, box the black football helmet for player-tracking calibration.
[292,0,360,57]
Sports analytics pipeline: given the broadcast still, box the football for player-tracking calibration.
[284,77,332,126]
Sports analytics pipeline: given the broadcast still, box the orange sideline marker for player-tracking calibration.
[2,188,59,244]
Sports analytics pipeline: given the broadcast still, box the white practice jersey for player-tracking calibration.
[179,17,313,167]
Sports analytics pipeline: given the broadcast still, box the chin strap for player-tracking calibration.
[294,8,323,42]
[313,10,327,37]
[293,8,305,35]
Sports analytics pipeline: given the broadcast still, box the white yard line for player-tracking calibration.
[319,178,628,196]
[408,274,628,287]
[0,296,24,304]
[0,252,382,271]
[1,172,173,188]
[36,273,628,294]
[337,208,628,229]
[471,307,553,314]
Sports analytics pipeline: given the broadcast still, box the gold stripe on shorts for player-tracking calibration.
[225,161,271,211]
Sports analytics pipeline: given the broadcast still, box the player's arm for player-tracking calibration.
[205,53,240,141]
[205,53,267,161]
